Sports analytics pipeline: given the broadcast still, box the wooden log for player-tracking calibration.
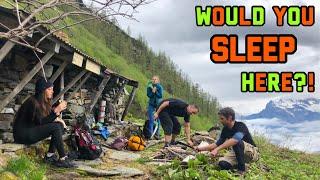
[0,51,55,111]
[50,60,68,82]
[0,40,15,63]
[166,148,184,160]
[66,72,91,101]
[89,76,111,112]
[121,87,137,121]
[52,69,86,104]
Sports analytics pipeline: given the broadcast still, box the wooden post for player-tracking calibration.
[0,40,15,63]
[89,76,111,112]
[67,72,91,101]
[50,61,68,82]
[59,71,64,118]
[52,69,86,104]
[60,71,65,101]
[121,87,137,121]
[0,51,55,111]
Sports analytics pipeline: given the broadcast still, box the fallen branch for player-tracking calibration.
[166,148,184,160]
[152,159,173,162]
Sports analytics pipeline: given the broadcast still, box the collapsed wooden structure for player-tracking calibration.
[0,7,139,142]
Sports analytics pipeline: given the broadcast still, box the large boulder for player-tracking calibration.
[108,149,141,161]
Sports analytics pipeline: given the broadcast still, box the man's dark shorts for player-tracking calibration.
[159,111,181,135]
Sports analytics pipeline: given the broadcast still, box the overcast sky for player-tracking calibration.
[117,0,320,115]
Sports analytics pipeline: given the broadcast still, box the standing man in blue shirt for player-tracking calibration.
[146,75,163,139]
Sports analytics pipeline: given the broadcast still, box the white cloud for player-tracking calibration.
[243,118,320,153]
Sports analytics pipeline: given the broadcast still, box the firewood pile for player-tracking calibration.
[151,130,219,162]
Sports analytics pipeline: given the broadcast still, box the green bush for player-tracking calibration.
[5,155,46,180]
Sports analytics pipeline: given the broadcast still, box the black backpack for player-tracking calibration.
[70,123,102,160]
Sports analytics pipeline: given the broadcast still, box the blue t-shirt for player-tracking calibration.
[215,121,256,147]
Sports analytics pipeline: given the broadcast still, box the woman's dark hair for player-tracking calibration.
[218,107,235,121]
[34,90,52,118]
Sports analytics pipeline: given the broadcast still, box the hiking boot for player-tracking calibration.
[52,159,76,168]
[43,154,58,164]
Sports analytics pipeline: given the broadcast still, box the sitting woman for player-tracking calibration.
[13,77,74,168]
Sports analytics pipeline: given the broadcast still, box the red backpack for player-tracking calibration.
[72,125,102,160]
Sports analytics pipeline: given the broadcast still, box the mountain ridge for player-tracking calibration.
[244,98,320,122]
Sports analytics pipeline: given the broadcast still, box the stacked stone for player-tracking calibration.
[102,77,128,124]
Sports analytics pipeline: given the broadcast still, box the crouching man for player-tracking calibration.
[195,107,259,174]
[154,98,199,148]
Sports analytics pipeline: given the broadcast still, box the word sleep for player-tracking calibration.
[210,35,297,63]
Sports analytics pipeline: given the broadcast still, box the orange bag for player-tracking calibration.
[127,135,146,151]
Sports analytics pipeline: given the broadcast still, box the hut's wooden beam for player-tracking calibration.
[52,69,86,104]
[0,50,55,111]
[60,71,65,101]
[0,40,15,63]
[89,76,111,112]
[121,87,137,121]
[66,72,91,101]
[50,61,68,82]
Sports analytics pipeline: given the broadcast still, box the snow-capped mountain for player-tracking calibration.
[244,98,320,122]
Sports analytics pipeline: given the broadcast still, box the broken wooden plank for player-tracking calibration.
[0,40,15,63]
[52,69,86,104]
[0,51,55,111]
[66,72,91,101]
[89,76,111,112]
[121,87,137,121]
[50,60,68,82]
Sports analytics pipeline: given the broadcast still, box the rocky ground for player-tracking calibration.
[0,138,164,180]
